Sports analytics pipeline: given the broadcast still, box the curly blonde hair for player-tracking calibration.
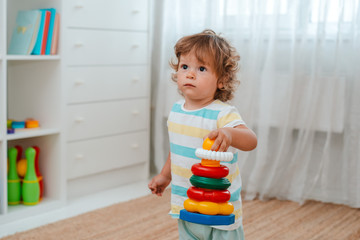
[170,29,240,102]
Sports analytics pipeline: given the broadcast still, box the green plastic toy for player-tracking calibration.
[190,175,231,190]
[8,147,21,205]
[22,147,40,205]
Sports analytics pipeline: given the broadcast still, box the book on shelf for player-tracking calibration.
[51,13,60,55]
[8,8,60,56]
[45,8,57,55]
[32,9,50,55]
[40,10,51,55]
[8,10,41,55]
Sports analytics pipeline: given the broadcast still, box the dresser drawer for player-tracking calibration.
[65,30,148,66]
[67,98,149,141]
[66,0,148,31]
[67,131,149,179]
[66,65,148,104]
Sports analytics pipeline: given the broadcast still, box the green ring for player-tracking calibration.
[190,175,231,190]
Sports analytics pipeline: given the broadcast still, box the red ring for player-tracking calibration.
[187,187,231,203]
[191,163,229,179]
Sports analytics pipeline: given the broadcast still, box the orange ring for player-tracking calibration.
[201,159,220,167]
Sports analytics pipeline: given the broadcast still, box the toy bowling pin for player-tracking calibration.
[33,146,43,201]
[22,147,40,205]
[8,147,21,205]
[15,145,22,162]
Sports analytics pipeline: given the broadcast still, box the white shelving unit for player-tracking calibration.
[0,0,65,224]
[0,0,151,235]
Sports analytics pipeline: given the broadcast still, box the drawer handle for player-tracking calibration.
[132,110,139,116]
[75,154,84,159]
[132,77,139,83]
[132,10,140,14]
[131,144,139,149]
[74,79,85,85]
[74,42,84,47]
[74,4,84,9]
[75,117,85,123]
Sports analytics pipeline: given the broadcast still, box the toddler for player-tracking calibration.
[148,29,257,240]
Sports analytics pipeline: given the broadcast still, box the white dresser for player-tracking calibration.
[63,0,150,199]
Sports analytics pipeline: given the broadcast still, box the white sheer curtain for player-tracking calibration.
[150,0,360,207]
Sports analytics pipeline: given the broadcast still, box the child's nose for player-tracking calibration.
[186,70,195,79]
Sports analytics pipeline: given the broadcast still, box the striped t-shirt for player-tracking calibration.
[168,99,245,231]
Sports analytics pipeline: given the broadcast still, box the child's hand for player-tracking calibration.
[148,174,171,196]
[205,128,232,152]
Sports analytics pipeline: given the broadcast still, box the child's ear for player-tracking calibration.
[218,81,224,89]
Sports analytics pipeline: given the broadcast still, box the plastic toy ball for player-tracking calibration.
[202,138,214,150]
[17,158,27,178]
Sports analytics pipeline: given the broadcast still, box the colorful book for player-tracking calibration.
[50,13,60,55]
[32,10,50,55]
[8,10,41,55]
[44,8,56,55]
[40,10,50,55]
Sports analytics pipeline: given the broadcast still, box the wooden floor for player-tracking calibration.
[2,189,360,240]
[243,198,360,240]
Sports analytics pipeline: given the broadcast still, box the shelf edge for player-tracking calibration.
[6,55,61,61]
[6,128,61,140]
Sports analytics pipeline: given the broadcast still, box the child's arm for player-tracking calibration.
[207,125,257,152]
[148,152,172,196]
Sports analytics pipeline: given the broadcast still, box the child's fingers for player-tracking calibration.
[206,130,220,151]
[156,187,164,196]
[211,141,219,151]
[148,179,155,188]
[212,137,223,151]
[148,180,158,195]
[149,186,156,194]
[218,139,229,152]
[206,130,219,140]
[153,187,160,195]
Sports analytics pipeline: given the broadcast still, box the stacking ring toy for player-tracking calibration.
[184,198,234,215]
[195,148,233,162]
[187,187,231,203]
[201,159,221,167]
[180,209,235,226]
[191,163,229,179]
[190,175,231,190]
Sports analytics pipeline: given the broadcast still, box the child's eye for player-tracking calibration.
[199,66,206,72]
[181,64,188,70]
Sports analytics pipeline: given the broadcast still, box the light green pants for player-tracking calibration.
[178,219,245,240]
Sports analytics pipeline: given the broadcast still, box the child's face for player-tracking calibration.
[177,52,222,108]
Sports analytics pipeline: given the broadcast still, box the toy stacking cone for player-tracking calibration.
[22,147,40,206]
[8,147,21,205]
[33,146,43,201]
[180,138,235,225]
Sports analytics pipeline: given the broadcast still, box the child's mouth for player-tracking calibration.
[184,84,195,87]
